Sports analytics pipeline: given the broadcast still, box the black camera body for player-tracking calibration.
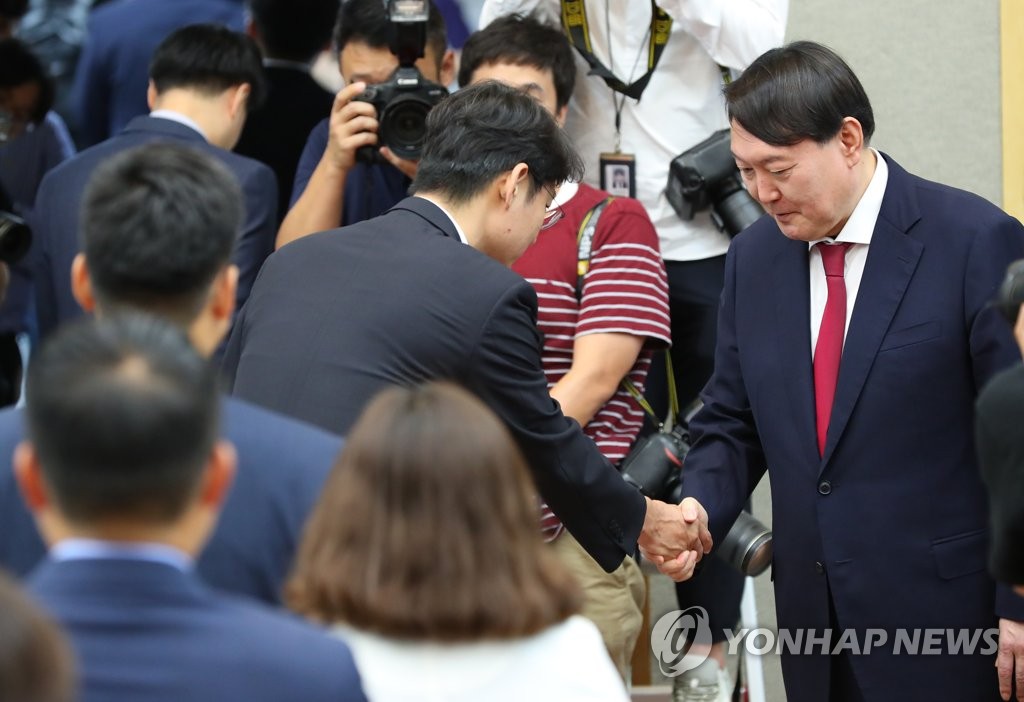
[620,411,773,576]
[666,128,765,237]
[0,212,32,265]
[997,259,1024,324]
[354,0,448,164]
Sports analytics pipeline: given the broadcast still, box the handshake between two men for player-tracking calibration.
[639,497,713,582]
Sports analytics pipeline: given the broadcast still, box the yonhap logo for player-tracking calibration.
[650,606,714,677]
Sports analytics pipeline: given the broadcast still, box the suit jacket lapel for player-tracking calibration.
[820,156,924,469]
[772,238,821,471]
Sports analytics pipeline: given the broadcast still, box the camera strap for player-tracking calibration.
[559,0,671,102]
[575,197,679,431]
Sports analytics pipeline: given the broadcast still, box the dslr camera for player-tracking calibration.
[355,0,448,164]
[666,128,765,237]
[0,183,32,265]
[620,407,773,577]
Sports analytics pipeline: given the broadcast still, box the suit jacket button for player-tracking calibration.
[818,480,832,495]
[815,561,825,574]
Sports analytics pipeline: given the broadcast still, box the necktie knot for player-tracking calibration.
[818,242,852,277]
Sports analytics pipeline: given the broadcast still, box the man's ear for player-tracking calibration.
[197,440,237,510]
[70,254,96,313]
[147,81,158,110]
[554,104,569,129]
[439,48,457,87]
[210,265,239,324]
[13,442,49,511]
[499,163,531,208]
[227,83,251,121]
[837,116,865,164]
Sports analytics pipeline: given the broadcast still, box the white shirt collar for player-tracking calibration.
[416,195,469,244]
[551,180,579,208]
[51,538,193,571]
[808,148,888,249]
[148,109,207,142]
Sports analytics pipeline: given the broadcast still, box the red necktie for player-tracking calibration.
[814,243,852,456]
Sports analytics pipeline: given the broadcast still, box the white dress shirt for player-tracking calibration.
[809,149,888,356]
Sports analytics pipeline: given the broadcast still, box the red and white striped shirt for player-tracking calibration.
[513,182,671,541]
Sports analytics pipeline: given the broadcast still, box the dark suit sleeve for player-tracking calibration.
[469,281,646,572]
[30,173,60,340]
[70,24,111,148]
[963,215,1024,622]
[681,240,768,545]
[233,163,278,311]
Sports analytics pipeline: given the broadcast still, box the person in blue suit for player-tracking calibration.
[71,0,244,146]
[674,41,1024,701]
[0,142,339,606]
[14,314,365,702]
[32,24,278,340]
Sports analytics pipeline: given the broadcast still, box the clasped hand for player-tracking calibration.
[638,497,712,582]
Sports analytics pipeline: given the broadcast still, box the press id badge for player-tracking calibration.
[600,152,636,198]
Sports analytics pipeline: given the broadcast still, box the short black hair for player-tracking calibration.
[248,0,339,63]
[458,14,575,110]
[412,80,583,203]
[149,24,266,110]
[0,0,28,21]
[332,0,447,72]
[25,315,221,524]
[80,143,242,326]
[0,38,53,124]
[724,40,875,147]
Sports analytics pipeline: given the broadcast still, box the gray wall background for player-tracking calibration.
[786,0,1003,206]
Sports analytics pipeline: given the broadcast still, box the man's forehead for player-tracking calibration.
[339,39,442,84]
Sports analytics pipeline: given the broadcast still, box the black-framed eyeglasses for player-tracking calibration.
[541,185,564,231]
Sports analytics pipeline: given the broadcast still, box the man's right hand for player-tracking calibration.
[638,497,713,582]
[325,81,380,174]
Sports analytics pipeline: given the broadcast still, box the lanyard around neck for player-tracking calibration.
[560,0,672,102]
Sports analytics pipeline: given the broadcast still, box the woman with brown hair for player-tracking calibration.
[287,381,628,701]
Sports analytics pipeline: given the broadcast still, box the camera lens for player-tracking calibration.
[0,212,32,264]
[712,179,764,237]
[717,510,773,577]
[380,95,432,160]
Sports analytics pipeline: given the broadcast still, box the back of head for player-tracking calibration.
[457,14,575,111]
[287,381,580,641]
[25,315,220,525]
[149,23,266,109]
[81,142,242,326]
[0,571,74,702]
[412,80,583,203]
[0,38,54,125]
[332,0,447,70]
[247,0,339,63]
[724,40,875,146]
[0,0,28,39]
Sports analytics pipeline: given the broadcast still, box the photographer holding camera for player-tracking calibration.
[275,0,454,248]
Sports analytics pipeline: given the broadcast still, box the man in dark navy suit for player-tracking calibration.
[33,23,278,340]
[224,81,712,581]
[0,142,339,605]
[677,42,1024,701]
[71,0,244,146]
[16,314,365,702]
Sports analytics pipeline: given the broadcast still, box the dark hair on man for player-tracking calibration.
[412,80,583,203]
[0,0,28,20]
[25,315,220,524]
[0,572,74,702]
[248,0,339,63]
[724,40,875,147]
[332,0,447,73]
[457,14,575,111]
[0,38,53,124]
[287,381,580,640]
[149,24,267,110]
[80,143,242,327]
